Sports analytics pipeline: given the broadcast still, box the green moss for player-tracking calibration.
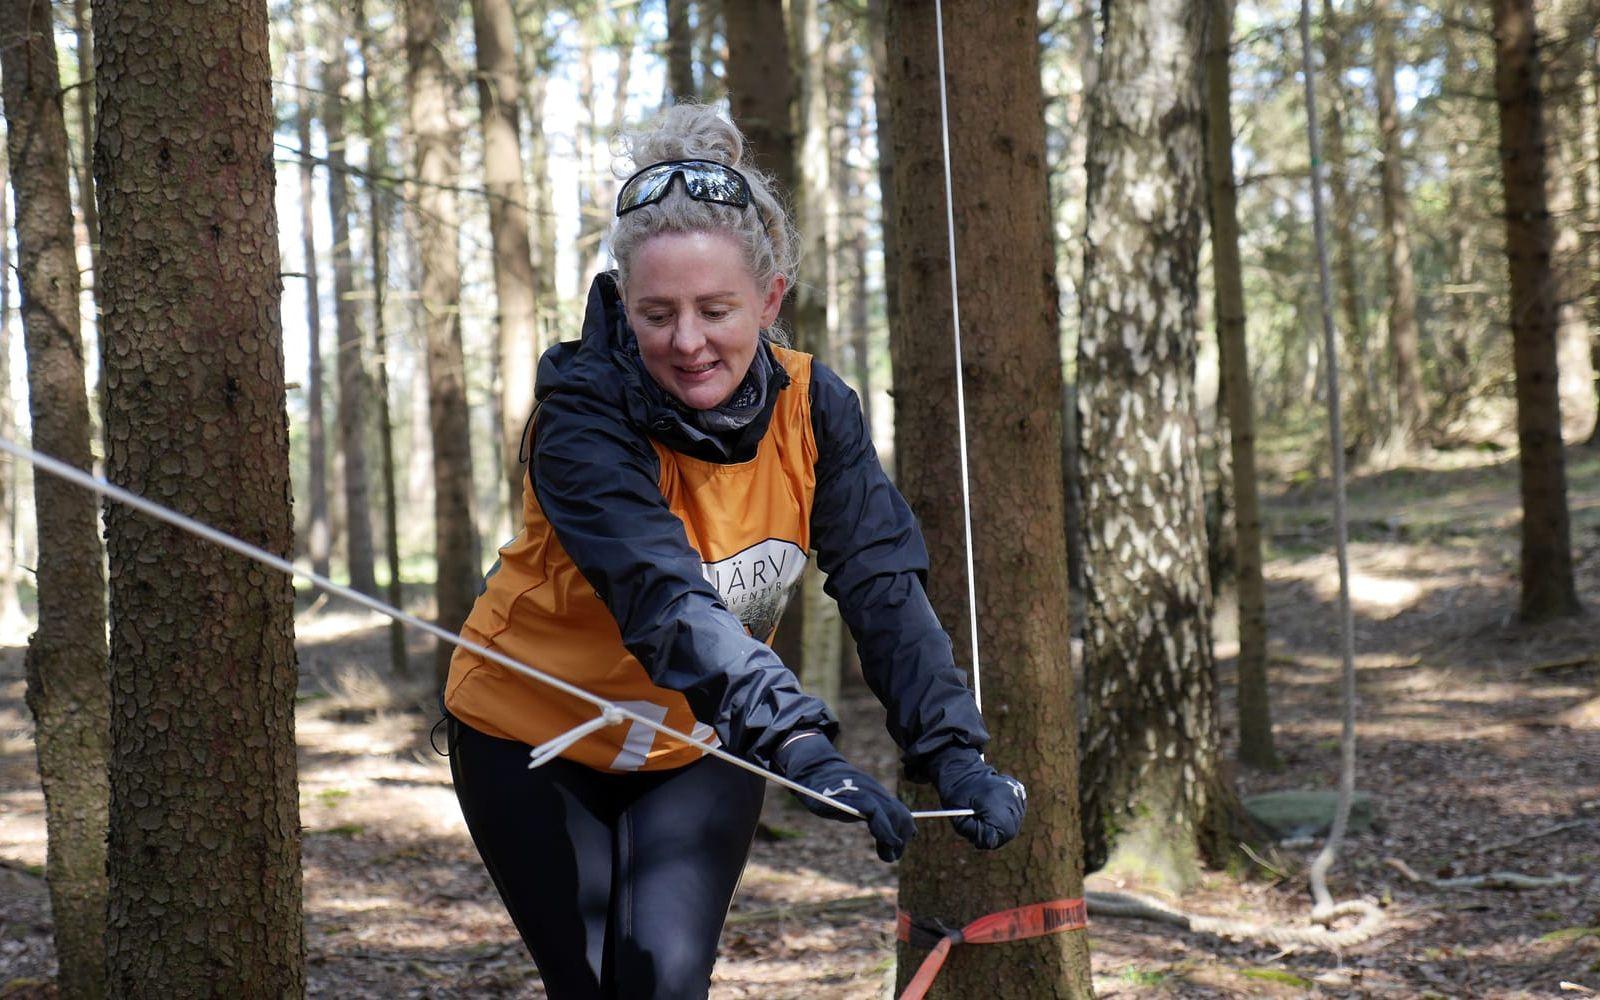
[1240,967,1314,988]
[316,787,351,808]
[1538,926,1600,944]
[322,823,365,838]
[1117,967,1171,986]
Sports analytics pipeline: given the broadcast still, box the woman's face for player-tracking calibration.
[624,230,785,410]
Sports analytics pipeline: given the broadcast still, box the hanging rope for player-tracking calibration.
[0,437,971,824]
[1295,0,1364,921]
[932,0,983,713]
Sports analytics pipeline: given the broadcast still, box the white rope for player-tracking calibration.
[0,437,971,823]
[1295,0,1360,917]
[932,0,983,714]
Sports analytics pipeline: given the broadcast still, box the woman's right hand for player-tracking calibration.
[773,732,916,862]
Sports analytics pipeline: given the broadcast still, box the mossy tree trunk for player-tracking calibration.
[886,3,1093,996]
[93,0,304,989]
[1077,0,1231,890]
[1374,0,1426,451]
[1,4,110,994]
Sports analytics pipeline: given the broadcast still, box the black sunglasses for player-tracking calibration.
[615,159,767,226]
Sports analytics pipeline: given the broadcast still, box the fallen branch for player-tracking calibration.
[323,942,519,965]
[1385,857,1584,890]
[1086,890,1386,950]
[1460,819,1593,859]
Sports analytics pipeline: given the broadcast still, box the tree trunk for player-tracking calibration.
[1493,0,1583,620]
[93,0,304,987]
[1546,0,1598,442]
[1374,0,1426,451]
[324,12,378,596]
[522,1,556,361]
[295,11,331,580]
[1438,19,1481,427]
[886,3,1093,996]
[1,6,110,995]
[1078,0,1230,889]
[406,0,482,682]
[1205,0,1275,770]
[358,0,408,675]
[1585,26,1600,445]
[725,0,809,679]
[71,0,99,265]
[1320,0,1374,446]
[866,0,897,392]
[471,0,539,526]
[666,0,696,101]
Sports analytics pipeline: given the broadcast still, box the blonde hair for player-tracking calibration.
[608,103,799,338]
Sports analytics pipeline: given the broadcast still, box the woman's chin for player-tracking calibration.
[669,378,735,411]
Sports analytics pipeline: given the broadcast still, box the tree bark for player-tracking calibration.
[1078,0,1230,889]
[0,142,26,636]
[1585,25,1600,444]
[357,0,408,675]
[406,0,482,682]
[93,0,304,988]
[666,0,696,101]
[71,0,99,265]
[1546,0,1598,441]
[1204,0,1275,770]
[471,0,539,526]
[1493,0,1583,620]
[1,5,110,994]
[522,0,556,362]
[324,9,378,596]
[295,10,331,580]
[886,3,1093,996]
[1374,0,1426,451]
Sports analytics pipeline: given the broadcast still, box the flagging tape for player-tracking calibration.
[895,897,1087,999]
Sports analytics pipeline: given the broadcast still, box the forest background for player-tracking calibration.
[1,0,1599,996]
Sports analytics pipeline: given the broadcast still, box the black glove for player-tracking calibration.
[773,732,916,862]
[928,748,1026,850]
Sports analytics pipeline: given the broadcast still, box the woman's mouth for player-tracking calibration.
[676,361,721,382]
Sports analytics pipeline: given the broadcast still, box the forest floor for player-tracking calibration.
[1,439,1598,998]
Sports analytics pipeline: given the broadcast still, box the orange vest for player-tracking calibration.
[444,347,816,771]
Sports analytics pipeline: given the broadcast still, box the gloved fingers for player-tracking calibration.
[865,799,916,862]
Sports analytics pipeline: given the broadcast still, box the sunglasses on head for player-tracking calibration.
[615,159,768,226]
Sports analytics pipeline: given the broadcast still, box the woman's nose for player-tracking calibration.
[671,315,707,354]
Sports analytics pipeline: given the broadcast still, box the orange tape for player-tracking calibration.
[895,898,1087,1000]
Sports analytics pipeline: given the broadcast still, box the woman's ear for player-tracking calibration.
[760,274,787,328]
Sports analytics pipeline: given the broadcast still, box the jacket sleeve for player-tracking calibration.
[807,363,989,780]
[530,390,838,770]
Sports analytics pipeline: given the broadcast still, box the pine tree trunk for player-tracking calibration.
[406,0,482,682]
[296,12,332,580]
[1584,27,1600,444]
[1205,0,1275,770]
[886,3,1093,996]
[1546,0,1597,441]
[471,0,539,525]
[865,0,897,394]
[1078,0,1230,889]
[523,2,556,358]
[666,0,696,101]
[1320,0,1374,446]
[70,0,99,265]
[324,13,378,596]
[725,0,808,676]
[1374,0,1426,451]
[93,0,304,987]
[1438,21,1480,424]
[1493,0,1583,620]
[357,0,408,676]
[1,6,109,994]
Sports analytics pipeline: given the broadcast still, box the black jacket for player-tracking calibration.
[528,273,987,777]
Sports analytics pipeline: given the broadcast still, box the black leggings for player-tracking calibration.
[448,716,766,999]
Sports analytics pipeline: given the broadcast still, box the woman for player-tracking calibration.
[444,104,1024,1000]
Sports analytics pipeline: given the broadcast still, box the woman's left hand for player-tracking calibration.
[928,749,1027,850]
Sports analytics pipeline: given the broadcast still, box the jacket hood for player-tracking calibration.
[534,271,792,464]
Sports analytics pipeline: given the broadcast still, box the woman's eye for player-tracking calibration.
[703,309,729,321]
[644,314,671,326]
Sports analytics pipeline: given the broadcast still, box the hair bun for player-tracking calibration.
[618,102,745,173]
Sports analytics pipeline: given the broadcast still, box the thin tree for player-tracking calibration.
[1078,0,1231,887]
[1,5,109,994]
[520,0,557,357]
[406,0,482,681]
[1374,0,1426,452]
[296,9,332,579]
[1547,0,1598,440]
[70,0,98,267]
[93,0,303,988]
[0,144,26,636]
[324,7,378,596]
[1585,25,1600,444]
[357,0,408,674]
[1492,0,1583,620]
[1205,0,1276,768]
[471,0,540,521]
[886,2,1093,995]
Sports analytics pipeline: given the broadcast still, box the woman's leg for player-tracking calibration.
[609,755,766,999]
[449,717,620,998]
